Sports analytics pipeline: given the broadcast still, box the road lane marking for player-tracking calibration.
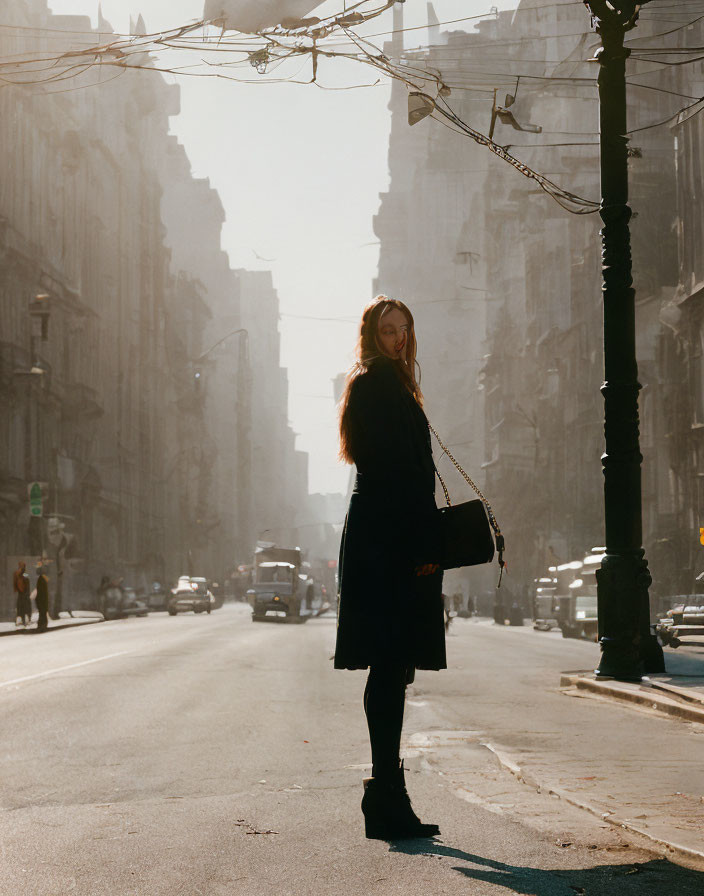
[0,651,131,689]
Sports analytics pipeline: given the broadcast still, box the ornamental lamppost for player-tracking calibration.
[583,0,664,680]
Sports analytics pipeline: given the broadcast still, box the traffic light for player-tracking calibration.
[700,527,704,546]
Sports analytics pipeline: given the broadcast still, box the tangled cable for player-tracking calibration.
[0,0,701,215]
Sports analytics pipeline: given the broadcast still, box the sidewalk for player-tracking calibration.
[561,665,704,726]
[535,649,704,868]
[0,611,104,637]
[434,621,704,870]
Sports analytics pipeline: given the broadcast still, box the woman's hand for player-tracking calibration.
[415,563,440,577]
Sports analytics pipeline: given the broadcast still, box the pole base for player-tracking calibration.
[596,635,643,681]
[595,551,665,681]
[642,631,666,674]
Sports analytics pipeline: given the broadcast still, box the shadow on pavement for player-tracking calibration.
[389,841,704,895]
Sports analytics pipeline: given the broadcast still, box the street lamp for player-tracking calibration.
[188,328,248,396]
[582,0,664,680]
[408,91,435,126]
[194,327,248,364]
[187,327,250,571]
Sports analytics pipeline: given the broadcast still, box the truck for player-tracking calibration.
[248,546,324,623]
[532,551,601,641]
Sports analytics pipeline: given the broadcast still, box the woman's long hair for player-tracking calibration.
[338,295,423,464]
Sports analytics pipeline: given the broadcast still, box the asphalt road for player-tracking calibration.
[1,605,703,895]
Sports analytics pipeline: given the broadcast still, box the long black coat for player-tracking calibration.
[334,357,446,671]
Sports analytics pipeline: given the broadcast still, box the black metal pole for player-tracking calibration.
[585,1,664,680]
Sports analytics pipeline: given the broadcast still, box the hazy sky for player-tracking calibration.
[50,0,517,496]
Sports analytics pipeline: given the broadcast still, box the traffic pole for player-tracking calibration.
[584,1,664,679]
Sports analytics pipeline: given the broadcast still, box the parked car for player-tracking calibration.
[209,581,225,610]
[146,581,169,611]
[656,597,704,647]
[557,552,601,640]
[102,584,149,620]
[533,576,559,631]
[168,576,216,615]
[559,593,598,640]
[533,550,601,640]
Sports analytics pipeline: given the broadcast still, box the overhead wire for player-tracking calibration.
[629,53,704,67]
[640,0,704,10]
[0,0,699,209]
[38,65,128,95]
[504,141,599,147]
[432,95,600,215]
[625,12,704,42]
[626,94,704,134]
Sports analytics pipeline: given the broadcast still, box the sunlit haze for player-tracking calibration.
[49,0,518,495]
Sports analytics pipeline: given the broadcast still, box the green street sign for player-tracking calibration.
[29,481,43,517]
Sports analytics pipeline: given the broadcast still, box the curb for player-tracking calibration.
[560,671,704,726]
[0,617,104,638]
[483,741,704,871]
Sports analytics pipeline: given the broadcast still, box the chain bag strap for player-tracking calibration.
[428,423,506,587]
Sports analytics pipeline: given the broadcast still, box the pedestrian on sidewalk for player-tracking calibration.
[13,560,31,627]
[36,566,49,632]
[335,296,443,841]
[493,597,506,625]
[443,592,453,633]
[96,575,111,617]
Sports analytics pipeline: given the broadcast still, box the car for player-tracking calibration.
[533,576,559,631]
[532,551,602,640]
[557,552,602,640]
[167,576,216,615]
[103,585,149,620]
[655,597,704,647]
[145,581,169,611]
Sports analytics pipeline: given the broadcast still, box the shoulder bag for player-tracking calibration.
[429,424,506,586]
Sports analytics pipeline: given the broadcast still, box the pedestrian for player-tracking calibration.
[36,566,49,632]
[509,600,524,626]
[466,594,475,617]
[443,592,453,633]
[96,575,111,616]
[13,560,31,627]
[335,296,443,840]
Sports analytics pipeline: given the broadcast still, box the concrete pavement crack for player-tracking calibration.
[482,742,704,871]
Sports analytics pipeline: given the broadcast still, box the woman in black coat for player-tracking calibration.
[336,295,444,840]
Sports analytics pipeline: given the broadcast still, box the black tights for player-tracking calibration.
[363,663,415,780]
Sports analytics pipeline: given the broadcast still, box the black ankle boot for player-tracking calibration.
[361,762,440,840]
